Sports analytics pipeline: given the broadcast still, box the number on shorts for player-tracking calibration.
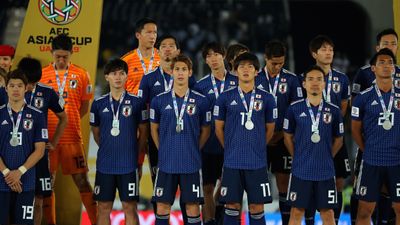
[22,205,33,220]
[328,190,336,204]
[260,183,271,197]
[192,184,200,198]
[40,177,51,191]
[128,183,136,197]
[345,159,350,172]
[73,156,86,169]
[396,183,400,197]
[283,156,292,169]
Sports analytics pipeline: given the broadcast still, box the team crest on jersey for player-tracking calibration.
[220,187,227,197]
[125,100,131,104]
[156,187,163,197]
[395,99,400,110]
[189,98,195,103]
[396,73,400,77]
[26,114,32,118]
[34,97,44,109]
[122,105,132,117]
[254,100,263,111]
[333,76,339,81]
[23,119,33,131]
[278,83,287,94]
[289,192,297,201]
[187,104,196,115]
[332,82,341,93]
[323,112,332,124]
[36,92,42,96]
[230,81,236,85]
[394,79,400,89]
[69,80,78,89]
[281,78,286,82]
[359,186,367,196]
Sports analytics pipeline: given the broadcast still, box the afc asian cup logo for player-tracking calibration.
[39,0,82,25]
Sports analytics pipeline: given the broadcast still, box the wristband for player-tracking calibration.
[18,166,27,175]
[2,168,10,176]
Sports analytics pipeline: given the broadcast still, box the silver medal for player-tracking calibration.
[245,120,254,130]
[176,124,182,133]
[311,133,320,143]
[110,127,120,136]
[382,120,392,130]
[58,98,65,107]
[10,137,19,147]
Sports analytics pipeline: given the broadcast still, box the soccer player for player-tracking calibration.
[150,54,211,225]
[40,34,97,225]
[0,44,15,72]
[90,59,148,225]
[122,17,160,95]
[214,52,277,225]
[255,40,303,225]
[283,65,344,225]
[303,35,351,224]
[351,28,399,225]
[0,69,47,225]
[17,57,67,225]
[225,43,249,75]
[351,48,400,225]
[194,42,238,225]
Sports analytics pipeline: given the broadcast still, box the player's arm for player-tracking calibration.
[150,122,160,149]
[138,123,149,155]
[283,132,294,156]
[47,111,67,150]
[80,100,90,118]
[332,136,343,157]
[0,157,22,193]
[351,120,364,151]
[340,99,348,117]
[199,125,211,150]
[215,120,225,148]
[266,122,275,143]
[5,141,45,186]
[91,126,100,146]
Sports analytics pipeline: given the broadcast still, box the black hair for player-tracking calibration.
[104,58,128,75]
[369,48,397,66]
[226,43,249,70]
[156,34,180,50]
[135,17,157,33]
[171,54,193,71]
[376,28,398,45]
[6,69,28,86]
[303,65,325,79]
[51,34,73,51]
[201,42,226,60]
[17,57,42,83]
[265,40,286,59]
[309,35,334,54]
[233,52,260,71]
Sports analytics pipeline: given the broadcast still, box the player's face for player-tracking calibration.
[237,61,257,83]
[313,43,334,66]
[159,38,179,62]
[172,61,192,86]
[371,55,395,79]
[136,23,157,49]
[206,50,224,71]
[377,34,398,55]
[52,49,72,70]
[0,56,13,71]
[265,56,285,75]
[6,79,26,102]
[303,70,325,96]
[105,69,127,89]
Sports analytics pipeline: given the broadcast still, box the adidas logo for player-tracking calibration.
[208,89,214,94]
[299,112,307,117]
[165,104,172,110]
[230,100,238,106]
[1,120,8,125]
[102,108,110,113]
[371,100,378,106]
[257,84,264,89]
[154,81,161,86]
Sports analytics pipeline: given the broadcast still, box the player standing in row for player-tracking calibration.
[284,65,344,225]
[122,17,160,95]
[40,34,97,225]
[214,52,277,225]
[0,45,15,72]
[17,57,68,225]
[302,35,351,225]
[193,42,238,225]
[0,70,47,225]
[351,29,399,225]
[91,59,148,225]
[255,40,303,225]
[150,54,211,225]
[225,44,249,75]
[351,49,400,225]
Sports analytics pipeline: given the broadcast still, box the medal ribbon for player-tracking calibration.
[160,66,173,92]
[374,84,394,120]
[172,89,190,127]
[210,72,225,99]
[305,99,324,133]
[109,92,126,127]
[53,63,69,99]
[238,87,256,122]
[7,103,25,138]
[137,48,155,74]
[322,70,332,103]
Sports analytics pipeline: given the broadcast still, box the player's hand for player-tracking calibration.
[46,142,56,150]
[9,181,23,193]
[4,170,23,186]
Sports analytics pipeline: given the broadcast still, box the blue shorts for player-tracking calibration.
[35,150,52,197]
[202,152,223,185]
[355,160,400,202]
[219,167,272,204]
[0,191,35,225]
[93,170,139,202]
[267,139,292,173]
[287,174,337,209]
[333,144,351,178]
[152,169,204,205]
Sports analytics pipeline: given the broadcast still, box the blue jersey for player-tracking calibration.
[284,99,344,181]
[0,105,48,191]
[214,87,277,170]
[300,68,350,107]
[150,89,211,174]
[351,86,400,166]
[0,87,7,105]
[138,67,197,104]
[352,65,400,96]
[90,93,148,174]
[255,68,303,131]
[193,72,238,154]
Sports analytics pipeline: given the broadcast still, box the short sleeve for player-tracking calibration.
[81,70,93,101]
[89,100,100,127]
[351,94,365,121]
[265,93,277,123]
[48,88,64,113]
[34,112,48,143]
[332,107,344,137]
[199,97,211,126]
[213,93,226,121]
[341,75,351,100]
[150,96,160,123]
[283,106,295,134]
[138,75,149,103]
[290,75,303,102]
[138,98,149,124]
